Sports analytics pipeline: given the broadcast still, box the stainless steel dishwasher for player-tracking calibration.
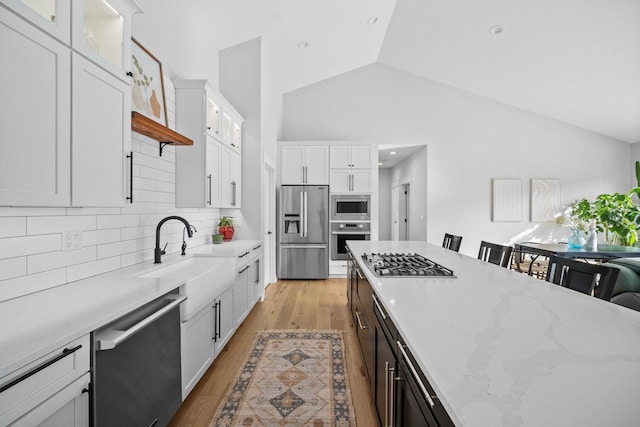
[91,290,186,427]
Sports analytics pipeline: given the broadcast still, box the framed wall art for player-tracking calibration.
[492,178,523,222]
[131,38,168,126]
[531,178,561,222]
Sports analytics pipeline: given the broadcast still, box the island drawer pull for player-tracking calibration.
[397,340,435,409]
[355,310,367,330]
[372,294,387,320]
[0,345,83,393]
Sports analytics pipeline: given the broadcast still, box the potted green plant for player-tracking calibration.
[571,189,640,246]
[218,216,234,241]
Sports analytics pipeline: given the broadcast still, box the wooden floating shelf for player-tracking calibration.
[131,112,193,156]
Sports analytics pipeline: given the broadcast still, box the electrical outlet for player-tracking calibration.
[62,230,82,251]
[233,217,242,227]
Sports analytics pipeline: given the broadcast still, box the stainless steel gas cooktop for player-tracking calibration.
[362,252,456,278]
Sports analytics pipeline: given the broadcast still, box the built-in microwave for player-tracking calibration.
[331,194,371,221]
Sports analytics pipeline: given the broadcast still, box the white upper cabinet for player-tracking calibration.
[71,0,142,80]
[280,145,329,185]
[0,0,140,208]
[0,6,71,206]
[71,53,131,206]
[174,79,243,208]
[1,0,71,43]
[330,145,373,169]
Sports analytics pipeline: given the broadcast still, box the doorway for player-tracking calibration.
[399,182,410,240]
[391,179,411,241]
[263,155,276,287]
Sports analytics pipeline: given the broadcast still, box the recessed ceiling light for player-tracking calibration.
[390,151,397,155]
[367,17,378,25]
[378,162,383,166]
[298,41,309,49]
[489,25,503,35]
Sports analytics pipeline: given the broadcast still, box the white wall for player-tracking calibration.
[378,168,392,240]
[283,63,632,256]
[219,38,262,240]
[389,146,429,241]
[0,81,220,302]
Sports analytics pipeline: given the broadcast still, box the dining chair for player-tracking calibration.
[545,256,620,301]
[442,233,463,252]
[511,243,551,279]
[478,241,513,268]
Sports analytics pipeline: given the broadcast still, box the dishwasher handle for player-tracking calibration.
[96,294,186,351]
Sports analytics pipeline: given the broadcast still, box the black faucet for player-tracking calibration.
[181,225,197,255]
[155,216,194,263]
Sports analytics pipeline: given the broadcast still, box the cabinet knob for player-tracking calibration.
[126,71,133,77]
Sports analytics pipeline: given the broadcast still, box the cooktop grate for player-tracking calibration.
[362,252,456,278]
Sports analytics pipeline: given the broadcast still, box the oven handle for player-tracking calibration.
[331,231,371,235]
[96,294,186,351]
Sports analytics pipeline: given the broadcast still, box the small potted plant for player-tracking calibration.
[218,216,234,241]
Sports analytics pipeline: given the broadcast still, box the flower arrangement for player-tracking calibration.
[554,202,593,233]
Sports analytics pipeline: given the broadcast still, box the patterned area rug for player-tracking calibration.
[209,330,355,426]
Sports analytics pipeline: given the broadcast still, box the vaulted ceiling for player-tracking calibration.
[136,0,640,143]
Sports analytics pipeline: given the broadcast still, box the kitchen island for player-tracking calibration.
[347,240,640,426]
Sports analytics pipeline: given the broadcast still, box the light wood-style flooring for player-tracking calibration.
[168,278,378,426]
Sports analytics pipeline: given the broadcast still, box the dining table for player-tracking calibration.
[516,242,640,261]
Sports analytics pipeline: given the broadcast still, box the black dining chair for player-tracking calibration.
[478,241,513,268]
[442,233,463,252]
[511,243,551,279]
[545,256,620,301]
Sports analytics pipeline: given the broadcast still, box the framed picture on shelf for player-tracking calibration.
[131,38,168,126]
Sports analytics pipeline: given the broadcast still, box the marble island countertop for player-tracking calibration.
[347,240,640,427]
[0,240,261,380]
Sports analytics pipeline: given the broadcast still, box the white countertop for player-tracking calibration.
[347,241,640,427]
[0,240,260,381]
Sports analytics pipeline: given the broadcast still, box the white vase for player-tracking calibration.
[585,227,598,250]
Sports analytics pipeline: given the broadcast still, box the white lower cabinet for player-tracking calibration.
[180,284,235,400]
[214,285,235,355]
[0,335,90,427]
[180,303,215,400]
[233,265,250,327]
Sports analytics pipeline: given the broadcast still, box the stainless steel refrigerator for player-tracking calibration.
[278,185,329,279]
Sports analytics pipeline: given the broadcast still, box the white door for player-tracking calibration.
[399,182,411,240]
[391,184,400,241]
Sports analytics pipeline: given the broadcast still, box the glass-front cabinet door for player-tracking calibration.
[71,0,142,79]
[1,0,71,42]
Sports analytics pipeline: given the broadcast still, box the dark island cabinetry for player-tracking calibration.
[349,252,454,427]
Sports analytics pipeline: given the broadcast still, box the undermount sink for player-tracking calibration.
[137,257,235,321]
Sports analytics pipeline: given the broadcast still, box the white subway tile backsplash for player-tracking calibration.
[0,258,27,281]
[67,256,121,283]
[0,217,26,238]
[140,165,174,183]
[27,216,97,235]
[28,246,97,274]
[0,268,66,301]
[0,207,66,217]
[98,238,152,259]
[0,235,61,258]
[0,86,226,300]
[97,214,142,229]
[83,229,121,246]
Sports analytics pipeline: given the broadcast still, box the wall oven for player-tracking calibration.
[331,194,371,221]
[331,222,370,260]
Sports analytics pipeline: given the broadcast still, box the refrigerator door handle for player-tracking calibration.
[303,191,308,238]
[299,192,304,238]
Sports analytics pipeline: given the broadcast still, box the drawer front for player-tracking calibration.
[0,335,90,424]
